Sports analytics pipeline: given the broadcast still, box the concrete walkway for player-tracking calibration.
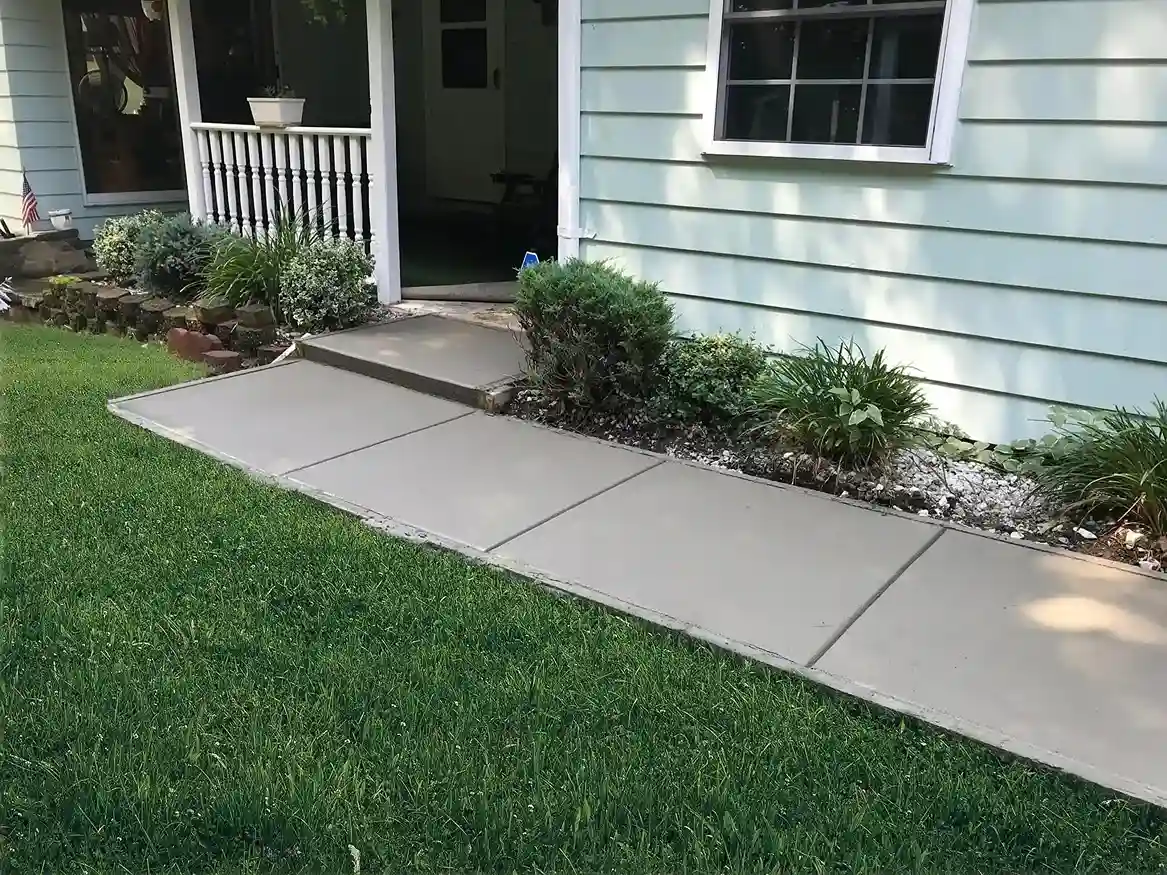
[111,359,1167,808]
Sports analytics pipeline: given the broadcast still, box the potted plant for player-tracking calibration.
[247,84,304,129]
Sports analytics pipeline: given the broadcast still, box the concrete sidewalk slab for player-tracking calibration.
[816,530,1167,804]
[113,361,469,475]
[301,316,526,409]
[496,462,937,666]
[290,413,660,551]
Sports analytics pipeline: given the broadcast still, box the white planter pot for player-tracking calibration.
[48,209,73,231]
[247,97,305,129]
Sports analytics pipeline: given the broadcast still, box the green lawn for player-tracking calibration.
[2,323,1166,874]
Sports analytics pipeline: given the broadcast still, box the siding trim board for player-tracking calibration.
[578,0,1167,442]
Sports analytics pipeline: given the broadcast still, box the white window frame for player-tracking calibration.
[56,0,188,209]
[701,0,975,165]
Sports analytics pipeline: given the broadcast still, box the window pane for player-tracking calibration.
[441,29,488,88]
[440,0,487,23]
[726,22,796,80]
[791,83,861,143]
[870,13,944,79]
[62,3,184,195]
[724,85,791,140]
[861,82,934,145]
[795,17,870,80]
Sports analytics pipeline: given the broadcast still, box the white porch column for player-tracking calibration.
[166,0,206,221]
[367,0,402,303]
[557,0,583,261]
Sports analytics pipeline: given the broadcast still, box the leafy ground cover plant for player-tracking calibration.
[281,237,373,331]
[651,333,768,428]
[92,210,166,286]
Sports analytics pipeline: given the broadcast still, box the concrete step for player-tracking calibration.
[299,314,526,411]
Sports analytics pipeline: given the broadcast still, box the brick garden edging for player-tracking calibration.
[2,279,289,373]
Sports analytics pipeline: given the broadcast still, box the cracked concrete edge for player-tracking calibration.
[106,399,1167,810]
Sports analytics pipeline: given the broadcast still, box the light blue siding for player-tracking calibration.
[0,0,184,239]
[578,0,1167,442]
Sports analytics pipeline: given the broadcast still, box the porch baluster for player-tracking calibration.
[247,132,264,238]
[333,135,350,242]
[208,132,228,229]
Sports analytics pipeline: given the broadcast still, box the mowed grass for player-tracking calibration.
[2,323,1166,874]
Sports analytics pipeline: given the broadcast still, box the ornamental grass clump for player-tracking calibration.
[1030,402,1167,536]
[749,338,930,467]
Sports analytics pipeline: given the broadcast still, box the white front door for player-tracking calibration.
[423,0,506,203]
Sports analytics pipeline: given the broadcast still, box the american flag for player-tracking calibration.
[21,171,39,229]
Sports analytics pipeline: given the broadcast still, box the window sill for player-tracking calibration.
[82,190,188,208]
[702,140,951,167]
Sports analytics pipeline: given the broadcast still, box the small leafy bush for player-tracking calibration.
[281,238,373,332]
[1030,402,1167,535]
[651,333,768,427]
[47,275,79,289]
[92,210,166,286]
[749,338,931,467]
[201,210,322,323]
[134,213,226,300]
[516,258,674,416]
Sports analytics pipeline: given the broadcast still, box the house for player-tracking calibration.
[1,0,1164,443]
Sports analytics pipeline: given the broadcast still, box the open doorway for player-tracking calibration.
[393,0,558,292]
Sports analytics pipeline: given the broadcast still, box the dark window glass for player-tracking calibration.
[870,14,944,79]
[441,29,488,88]
[791,83,861,143]
[716,3,946,147]
[724,85,791,140]
[796,17,869,79]
[62,0,185,195]
[861,83,934,145]
[726,22,796,80]
[440,0,486,23]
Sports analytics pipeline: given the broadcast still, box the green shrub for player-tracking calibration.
[515,259,674,416]
[1030,402,1167,535]
[749,339,931,467]
[651,333,768,427]
[200,212,322,324]
[47,275,79,289]
[134,213,225,301]
[281,238,373,332]
[92,210,166,286]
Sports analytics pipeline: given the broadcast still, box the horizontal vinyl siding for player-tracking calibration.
[578,0,1167,442]
[0,3,184,238]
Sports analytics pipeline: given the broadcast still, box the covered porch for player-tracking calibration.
[162,0,578,301]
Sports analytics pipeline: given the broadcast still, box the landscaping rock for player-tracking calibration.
[257,343,289,366]
[236,303,275,329]
[234,324,275,356]
[214,319,238,348]
[202,349,242,374]
[69,312,87,332]
[18,292,43,313]
[137,297,174,335]
[132,326,151,343]
[193,301,236,326]
[167,328,223,363]
[118,293,152,328]
[80,284,98,318]
[96,288,126,317]
[164,307,193,333]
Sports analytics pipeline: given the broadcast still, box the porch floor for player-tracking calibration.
[110,345,1167,810]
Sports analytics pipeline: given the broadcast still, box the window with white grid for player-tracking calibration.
[703,0,973,164]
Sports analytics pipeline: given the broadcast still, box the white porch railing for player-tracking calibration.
[190,122,374,253]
